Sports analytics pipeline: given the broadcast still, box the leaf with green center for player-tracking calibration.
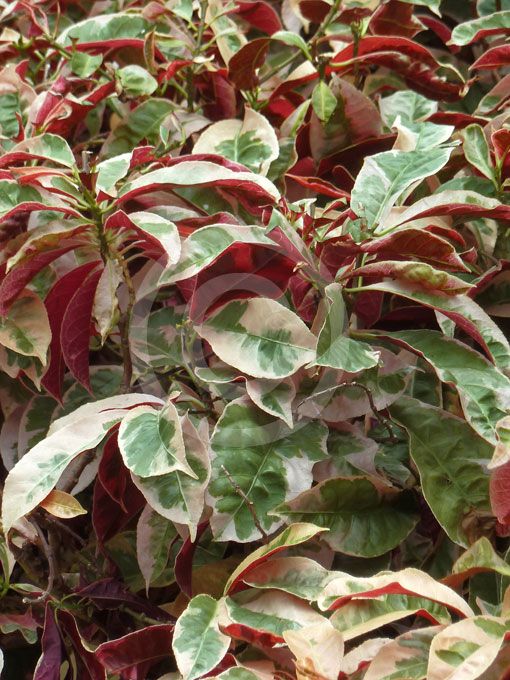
[172,594,230,680]
[197,298,317,380]
[1,394,162,533]
[193,108,279,175]
[274,477,418,557]
[0,134,75,168]
[160,224,274,284]
[108,210,181,264]
[57,12,149,46]
[392,118,454,152]
[243,556,334,601]
[101,99,174,157]
[350,147,452,231]
[283,619,344,680]
[215,669,264,679]
[311,81,337,124]
[444,537,510,587]
[132,415,210,540]
[461,124,496,185]
[95,153,131,197]
[118,401,194,478]
[379,91,438,125]
[209,399,327,542]
[373,329,510,444]
[69,51,103,77]
[136,504,177,593]
[364,626,439,680]
[0,291,50,364]
[0,181,79,222]
[331,594,450,641]
[246,377,296,428]
[427,616,510,680]
[450,11,510,46]
[116,65,158,97]
[313,283,380,372]
[224,522,328,595]
[389,396,491,547]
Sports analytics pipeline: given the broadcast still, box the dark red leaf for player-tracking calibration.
[473,45,510,70]
[57,611,106,680]
[92,473,145,546]
[174,522,208,598]
[33,604,63,680]
[75,578,173,621]
[233,1,282,34]
[370,1,424,38]
[491,462,510,525]
[228,37,270,90]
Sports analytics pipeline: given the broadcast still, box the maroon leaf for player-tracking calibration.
[233,1,282,34]
[490,462,510,526]
[75,578,173,621]
[472,45,510,70]
[60,264,103,390]
[369,1,424,38]
[33,604,63,680]
[57,610,106,680]
[228,37,269,90]
[92,473,145,546]
[174,522,208,598]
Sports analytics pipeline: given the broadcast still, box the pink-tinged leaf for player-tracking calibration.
[33,604,63,680]
[286,174,350,198]
[473,45,510,70]
[490,461,510,525]
[233,1,282,34]
[174,522,209,598]
[224,523,327,595]
[41,261,100,401]
[95,624,174,677]
[369,1,424,38]
[228,38,269,90]
[57,611,106,680]
[61,265,103,390]
[105,210,180,264]
[343,261,473,295]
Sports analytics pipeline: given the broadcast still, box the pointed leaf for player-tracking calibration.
[364,626,438,680]
[461,124,496,184]
[311,81,337,124]
[39,489,87,519]
[450,11,510,45]
[0,290,50,364]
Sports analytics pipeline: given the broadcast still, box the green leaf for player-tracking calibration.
[364,626,437,680]
[95,153,131,197]
[7,134,75,167]
[274,477,418,557]
[311,81,338,124]
[389,396,491,547]
[116,65,158,97]
[243,555,333,601]
[314,283,380,372]
[136,505,176,592]
[209,399,327,541]
[351,147,452,230]
[0,291,50,364]
[1,394,162,533]
[58,12,149,46]
[197,298,317,380]
[379,90,438,125]
[193,108,279,175]
[450,11,510,46]
[173,594,230,680]
[69,51,103,77]
[377,329,510,444]
[246,376,296,428]
[132,415,210,540]
[461,124,496,185]
[449,536,510,583]
[272,30,312,59]
[393,119,454,151]
[118,401,194,478]
[160,224,274,284]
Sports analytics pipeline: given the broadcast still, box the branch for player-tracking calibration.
[342,382,397,442]
[221,465,269,543]
[24,519,57,604]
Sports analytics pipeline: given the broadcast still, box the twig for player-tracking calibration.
[24,519,57,604]
[60,449,95,494]
[221,465,269,543]
[343,382,397,442]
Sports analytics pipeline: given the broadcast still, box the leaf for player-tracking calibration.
[1,394,162,533]
[95,153,131,197]
[193,108,279,175]
[197,298,316,380]
[209,398,327,541]
[461,124,496,185]
[246,377,295,428]
[450,11,510,46]
[243,556,333,600]
[160,224,274,285]
[132,414,210,540]
[379,90,438,125]
[116,65,158,97]
[283,618,344,680]
[39,489,87,519]
[58,12,149,47]
[136,505,176,593]
[318,568,475,618]
[375,329,510,444]
[346,261,471,295]
[70,51,103,77]
[0,290,50,364]
[351,147,452,230]
[173,595,230,680]
[389,396,492,547]
[427,616,510,680]
[33,604,63,680]
[93,259,122,344]
[364,626,438,680]
[445,537,510,587]
[118,401,194,478]
[311,81,337,124]
[107,210,181,264]
[95,624,174,676]
[274,477,418,557]
[0,134,75,168]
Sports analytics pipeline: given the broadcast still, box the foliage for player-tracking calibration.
[1,0,510,678]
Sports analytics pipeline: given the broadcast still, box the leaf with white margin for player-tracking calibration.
[2,393,162,533]
[132,414,211,540]
[274,477,418,557]
[121,211,181,264]
[318,568,474,618]
[379,90,438,125]
[197,298,317,380]
[342,638,392,676]
[283,618,344,680]
[427,616,510,680]
[377,329,510,444]
[172,594,230,680]
[489,416,510,468]
[224,522,328,595]
[390,396,491,547]
[364,626,440,680]
[214,669,268,679]
[351,146,452,230]
[246,377,295,428]
[93,258,122,343]
[0,133,75,167]
[160,224,274,285]
[392,117,454,152]
[313,283,379,372]
[193,108,278,176]
[95,152,131,197]
[445,536,510,587]
[136,504,177,593]
[244,556,334,601]
[330,593,450,641]
[118,401,194,478]
[209,398,327,542]
[450,11,510,46]
[0,290,50,364]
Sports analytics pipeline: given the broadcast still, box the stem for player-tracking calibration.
[341,381,397,442]
[24,520,57,604]
[114,251,136,393]
[221,465,269,543]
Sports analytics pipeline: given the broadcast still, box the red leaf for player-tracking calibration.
[57,611,106,680]
[370,1,424,38]
[228,37,269,90]
[473,45,510,70]
[60,264,103,390]
[174,522,208,598]
[97,430,129,510]
[285,174,350,199]
[95,625,174,678]
[233,1,282,34]
[33,604,63,680]
[41,261,101,401]
[75,578,172,621]
[491,462,510,525]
